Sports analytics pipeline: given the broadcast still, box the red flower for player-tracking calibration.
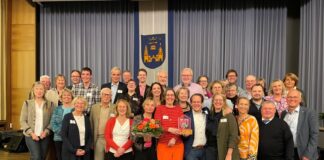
[149,123,156,129]
[137,124,144,131]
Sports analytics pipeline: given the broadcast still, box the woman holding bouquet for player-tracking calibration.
[105,99,133,160]
[154,88,184,160]
[132,98,158,160]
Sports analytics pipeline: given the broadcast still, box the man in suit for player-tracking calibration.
[183,93,207,160]
[258,101,294,160]
[135,68,150,100]
[282,89,319,160]
[90,88,116,160]
[101,66,127,104]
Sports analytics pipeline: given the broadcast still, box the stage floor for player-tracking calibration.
[0,150,29,160]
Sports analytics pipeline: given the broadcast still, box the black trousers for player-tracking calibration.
[105,151,133,160]
[294,148,300,160]
[54,141,62,160]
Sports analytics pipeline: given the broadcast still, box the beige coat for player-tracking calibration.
[89,103,116,146]
[20,100,54,136]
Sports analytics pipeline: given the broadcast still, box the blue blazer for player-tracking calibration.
[101,81,127,103]
[182,108,208,158]
[281,106,319,159]
[61,113,93,160]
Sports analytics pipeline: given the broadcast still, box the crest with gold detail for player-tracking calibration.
[141,34,166,69]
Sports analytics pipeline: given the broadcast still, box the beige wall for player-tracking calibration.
[10,0,36,129]
[139,0,168,85]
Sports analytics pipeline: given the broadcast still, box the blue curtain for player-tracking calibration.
[39,1,137,86]
[170,0,287,88]
[299,0,324,112]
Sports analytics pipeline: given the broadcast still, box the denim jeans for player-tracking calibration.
[25,136,50,160]
[185,148,205,160]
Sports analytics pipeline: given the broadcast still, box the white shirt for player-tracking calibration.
[74,115,86,146]
[111,82,119,102]
[110,119,132,153]
[284,106,300,147]
[192,110,207,147]
[34,102,44,136]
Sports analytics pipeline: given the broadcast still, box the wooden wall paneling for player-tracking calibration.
[11,0,35,25]
[10,0,36,130]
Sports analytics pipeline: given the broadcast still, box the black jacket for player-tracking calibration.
[61,113,92,160]
[101,82,128,103]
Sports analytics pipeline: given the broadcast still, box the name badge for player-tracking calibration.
[220,118,227,123]
[117,90,123,93]
[132,97,138,101]
[70,120,76,124]
[163,115,169,120]
[86,93,92,97]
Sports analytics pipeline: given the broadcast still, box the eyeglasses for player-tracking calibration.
[102,93,112,97]
[199,80,208,82]
[287,96,299,99]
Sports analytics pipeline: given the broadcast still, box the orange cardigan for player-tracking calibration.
[104,117,133,152]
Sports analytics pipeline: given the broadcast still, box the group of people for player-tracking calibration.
[20,67,319,160]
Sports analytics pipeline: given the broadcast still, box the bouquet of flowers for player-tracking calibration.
[132,118,163,147]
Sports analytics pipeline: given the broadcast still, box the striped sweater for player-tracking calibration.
[154,105,184,144]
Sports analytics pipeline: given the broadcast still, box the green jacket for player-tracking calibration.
[217,112,240,160]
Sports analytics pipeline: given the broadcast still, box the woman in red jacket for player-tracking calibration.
[105,99,133,160]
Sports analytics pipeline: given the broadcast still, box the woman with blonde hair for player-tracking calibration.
[205,94,239,160]
[204,81,233,110]
[61,96,92,160]
[51,88,74,160]
[20,82,55,160]
[236,97,259,160]
[176,87,191,113]
[265,80,288,117]
[132,98,157,160]
[46,74,67,106]
[105,99,133,160]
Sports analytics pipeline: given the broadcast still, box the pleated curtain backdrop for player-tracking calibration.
[171,0,287,88]
[39,1,137,86]
[299,0,324,112]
